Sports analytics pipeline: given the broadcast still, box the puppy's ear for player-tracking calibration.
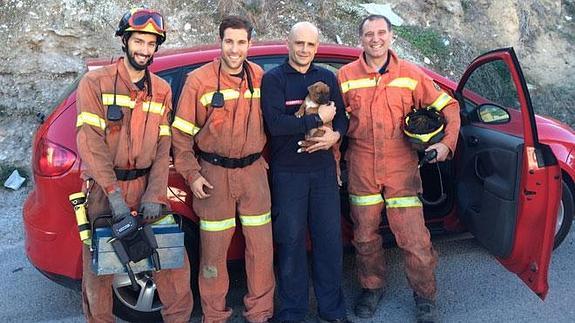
[307,83,315,93]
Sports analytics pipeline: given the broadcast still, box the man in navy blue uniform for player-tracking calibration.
[261,22,349,323]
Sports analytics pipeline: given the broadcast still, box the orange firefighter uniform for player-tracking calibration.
[172,58,275,323]
[76,58,193,323]
[337,50,460,300]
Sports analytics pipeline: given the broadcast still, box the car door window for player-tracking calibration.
[460,59,523,135]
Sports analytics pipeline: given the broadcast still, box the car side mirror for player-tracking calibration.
[470,103,510,124]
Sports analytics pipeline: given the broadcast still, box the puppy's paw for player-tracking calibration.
[294,111,304,118]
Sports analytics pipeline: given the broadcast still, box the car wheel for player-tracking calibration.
[112,216,201,321]
[554,179,574,250]
[112,271,163,322]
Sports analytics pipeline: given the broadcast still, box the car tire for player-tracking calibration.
[112,271,163,322]
[111,217,201,321]
[554,179,574,250]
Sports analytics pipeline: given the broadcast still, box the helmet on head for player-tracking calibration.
[403,107,446,151]
[115,8,166,46]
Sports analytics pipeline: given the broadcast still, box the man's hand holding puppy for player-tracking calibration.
[301,126,340,153]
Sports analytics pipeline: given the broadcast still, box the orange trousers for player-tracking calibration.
[192,159,275,323]
[347,150,438,300]
[81,183,193,323]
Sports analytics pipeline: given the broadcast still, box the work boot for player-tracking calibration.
[413,292,437,323]
[354,288,383,318]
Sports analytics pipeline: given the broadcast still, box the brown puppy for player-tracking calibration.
[294,81,332,148]
[294,81,343,186]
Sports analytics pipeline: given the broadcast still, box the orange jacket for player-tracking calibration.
[337,50,460,184]
[172,59,265,185]
[76,58,172,206]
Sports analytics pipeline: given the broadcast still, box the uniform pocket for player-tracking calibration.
[386,90,413,139]
[346,93,368,139]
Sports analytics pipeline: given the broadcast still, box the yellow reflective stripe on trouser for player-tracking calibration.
[102,94,135,108]
[349,194,384,206]
[200,217,236,231]
[76,112,106,130]
[429,92,452,111]
[387,77,418,91]
[239,211,271,227]
[340,77,378,94]
[385,196,422,208]
[152,214,176,225]
[172,116,201,136]
[200,89,240,107]
[159,125,171,136]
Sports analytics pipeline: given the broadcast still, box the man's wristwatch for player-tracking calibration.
[313,114,323,127]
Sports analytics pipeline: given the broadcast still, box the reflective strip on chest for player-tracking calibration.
[387,78,418,91]
[385,196,422,208]
[340,77,379,94]
[239,211,271,227]
[199,88,259,107]
[159,125,171,136]
[101,93,165,115]
[172,116,201,136]
[200,217,236,231]
[76,112,106,130]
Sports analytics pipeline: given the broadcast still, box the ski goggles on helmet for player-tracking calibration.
[127,9,165,33]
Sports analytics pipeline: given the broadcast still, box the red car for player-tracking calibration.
[23,43,575,321]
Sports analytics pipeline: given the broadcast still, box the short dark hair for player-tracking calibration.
[219,15,253,41]
[358,14,392,36]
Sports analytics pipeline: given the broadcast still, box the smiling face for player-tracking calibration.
[360,18,393,61]
[125,31,158,71]
[220,27,251,74]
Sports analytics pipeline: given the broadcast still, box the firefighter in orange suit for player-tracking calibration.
[337,15,460,322]
[172,16,274,323]
[75,8,192,323]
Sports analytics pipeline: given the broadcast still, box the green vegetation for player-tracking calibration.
[393,25,449,59]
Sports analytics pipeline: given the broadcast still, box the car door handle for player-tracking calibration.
[467,136,480,146]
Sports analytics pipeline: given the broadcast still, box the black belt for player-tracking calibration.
[114,167,151,181]
[199,151,261,169]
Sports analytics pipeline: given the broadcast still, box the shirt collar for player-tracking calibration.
[282,58,319,74]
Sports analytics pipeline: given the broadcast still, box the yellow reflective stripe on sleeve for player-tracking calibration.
[200,89,241,107]
[172,116,201,136]
[142,101,166,115]
[349,194,384,206]
[387,78,418,91]
[159,125,171,136]
[340,77,379,94]
[102,94,135,109]
[152,214,176,225]
[200,217,236,231]
[239,211,271,227]
[385,196,422,208]
[76,112,106,130]
[245,88,261,99]
[429,92,452,111]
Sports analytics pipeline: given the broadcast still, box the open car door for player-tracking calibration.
[454,48,561,299]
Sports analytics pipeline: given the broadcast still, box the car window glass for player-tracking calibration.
[461,59,523,134]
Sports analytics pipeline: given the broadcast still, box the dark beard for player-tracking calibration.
[126,48,153,71]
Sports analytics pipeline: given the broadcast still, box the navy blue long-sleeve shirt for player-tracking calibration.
[261,61,348,172]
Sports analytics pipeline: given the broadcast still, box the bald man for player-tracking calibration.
[261,22,350,323]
